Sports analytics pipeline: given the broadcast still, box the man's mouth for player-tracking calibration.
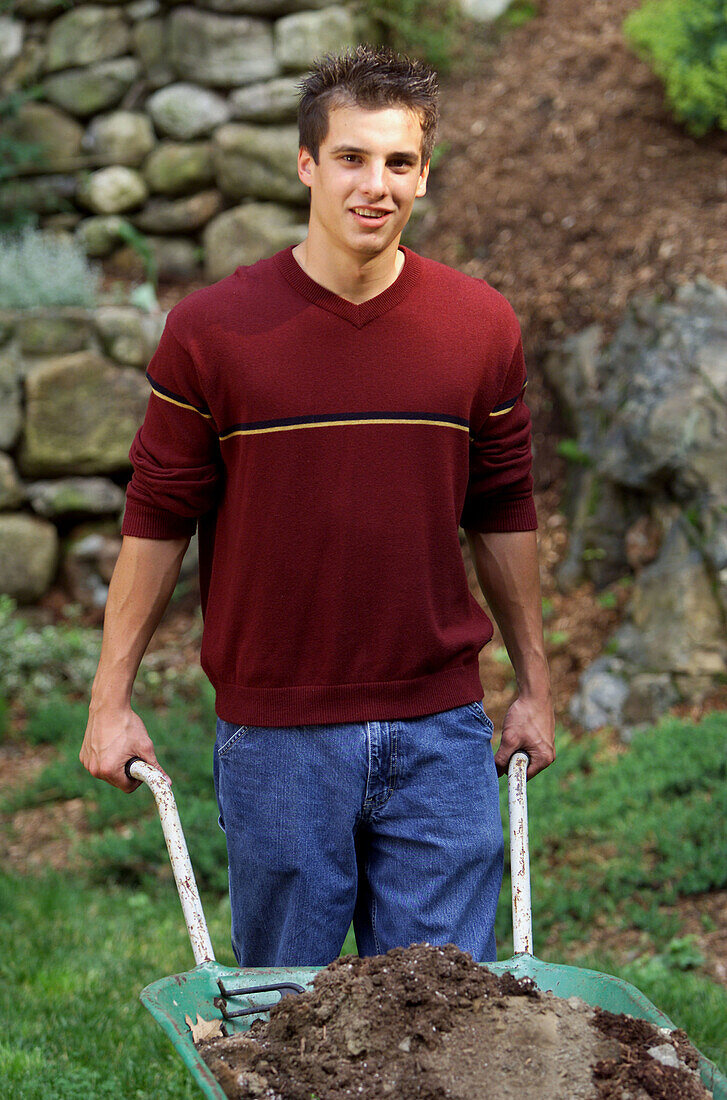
[351,206,393,223]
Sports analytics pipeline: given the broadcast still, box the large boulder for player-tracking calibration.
[18,350,149,476]
[274,7,356,71]
[76,166,149,214]
[75,214,130,257]
[93,306,165,367]
[131,16,175,88]
[229,75,302,123]
[546,280,727,590]
[82,110,157,167]
[549,280,727,732]
[27,477,125,518]
[547,281,727,502]
[147,83,231,140]
[0,16,23,75]
[617,518,726,678]
[203,202,306,280]
[130,190,224,234]
[0,455,24,511]
[142,142,216,196]
[43,57,141,117]
[212,123,306,204]
[2,102,83,168]
[16,313,93,357]
[0,513,59,603]
[168,7,278,87]
[44,5,131,73]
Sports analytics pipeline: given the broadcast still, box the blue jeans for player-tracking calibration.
[213,701,503,967]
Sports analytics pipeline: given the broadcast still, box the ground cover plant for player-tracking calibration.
[1,659,726,1097]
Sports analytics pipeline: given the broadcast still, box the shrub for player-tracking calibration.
[623,0,727,136]
[0,224,100,308]
[0,596,101,714]
[0,595,205,719]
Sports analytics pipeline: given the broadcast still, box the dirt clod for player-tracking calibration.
[197,943,713,1099]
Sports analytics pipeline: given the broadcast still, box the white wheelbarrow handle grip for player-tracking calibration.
[507,751,533,955]
[126,757,215,966]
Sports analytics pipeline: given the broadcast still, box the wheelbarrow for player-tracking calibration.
[127,753,727,1099]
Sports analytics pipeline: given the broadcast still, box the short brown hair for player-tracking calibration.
[298,45,439,167]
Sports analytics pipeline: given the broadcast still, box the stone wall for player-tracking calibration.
[0,304,168,605]
[0,0,363,282]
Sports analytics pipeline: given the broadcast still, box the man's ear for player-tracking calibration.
[298,146,315,189]
[416,159,430,199]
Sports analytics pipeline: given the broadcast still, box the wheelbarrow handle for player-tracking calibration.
[507,751,533,955]
[125,757,215,967]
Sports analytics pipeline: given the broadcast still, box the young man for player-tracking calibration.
[81,46,555,967]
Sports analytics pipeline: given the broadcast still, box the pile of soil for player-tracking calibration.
[197,943,713,1099]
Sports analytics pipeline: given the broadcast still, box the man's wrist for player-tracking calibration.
[514,658,552,700]
[90,677,134,711]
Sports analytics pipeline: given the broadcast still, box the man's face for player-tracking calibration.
[297,103,430,260]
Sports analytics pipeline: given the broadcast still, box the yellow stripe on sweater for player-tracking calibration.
[220,417,471,441]
[151,388,214,420]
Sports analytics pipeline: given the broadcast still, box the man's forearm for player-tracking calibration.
[90,533,190,707]
[464,528,549,696]
[464,527,554,778]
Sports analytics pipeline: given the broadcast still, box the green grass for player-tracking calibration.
[0,873,236,1099]
[2,681,726,1091]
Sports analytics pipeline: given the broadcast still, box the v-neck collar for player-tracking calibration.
[273,245,421,329]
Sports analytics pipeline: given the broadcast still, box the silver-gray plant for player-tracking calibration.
[0,225,100,308]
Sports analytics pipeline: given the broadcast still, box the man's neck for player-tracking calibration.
[292,235,404,305]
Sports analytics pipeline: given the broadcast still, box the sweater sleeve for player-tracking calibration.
[459,333,537,533]
[121,316,223,540]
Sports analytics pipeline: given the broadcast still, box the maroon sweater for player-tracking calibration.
[122,245,537,725]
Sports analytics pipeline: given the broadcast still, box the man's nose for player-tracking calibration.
[359,161,387,197]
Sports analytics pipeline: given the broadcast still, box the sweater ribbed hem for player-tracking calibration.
[211,660,487,727]
[121,500,196,539]
[460,496,537,533]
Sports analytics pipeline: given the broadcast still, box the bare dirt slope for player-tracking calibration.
[427,0,727,358]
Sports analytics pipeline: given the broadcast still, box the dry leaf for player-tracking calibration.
[185,1012,224,1042]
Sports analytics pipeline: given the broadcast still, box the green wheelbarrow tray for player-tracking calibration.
[127,755,727,1100]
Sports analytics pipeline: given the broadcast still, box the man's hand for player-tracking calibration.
[79,534,188,792]
[494,691,555,780]
[80,703,171,793]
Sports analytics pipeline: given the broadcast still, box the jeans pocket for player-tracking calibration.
[466,700,495,737]
[216,722,250,757]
